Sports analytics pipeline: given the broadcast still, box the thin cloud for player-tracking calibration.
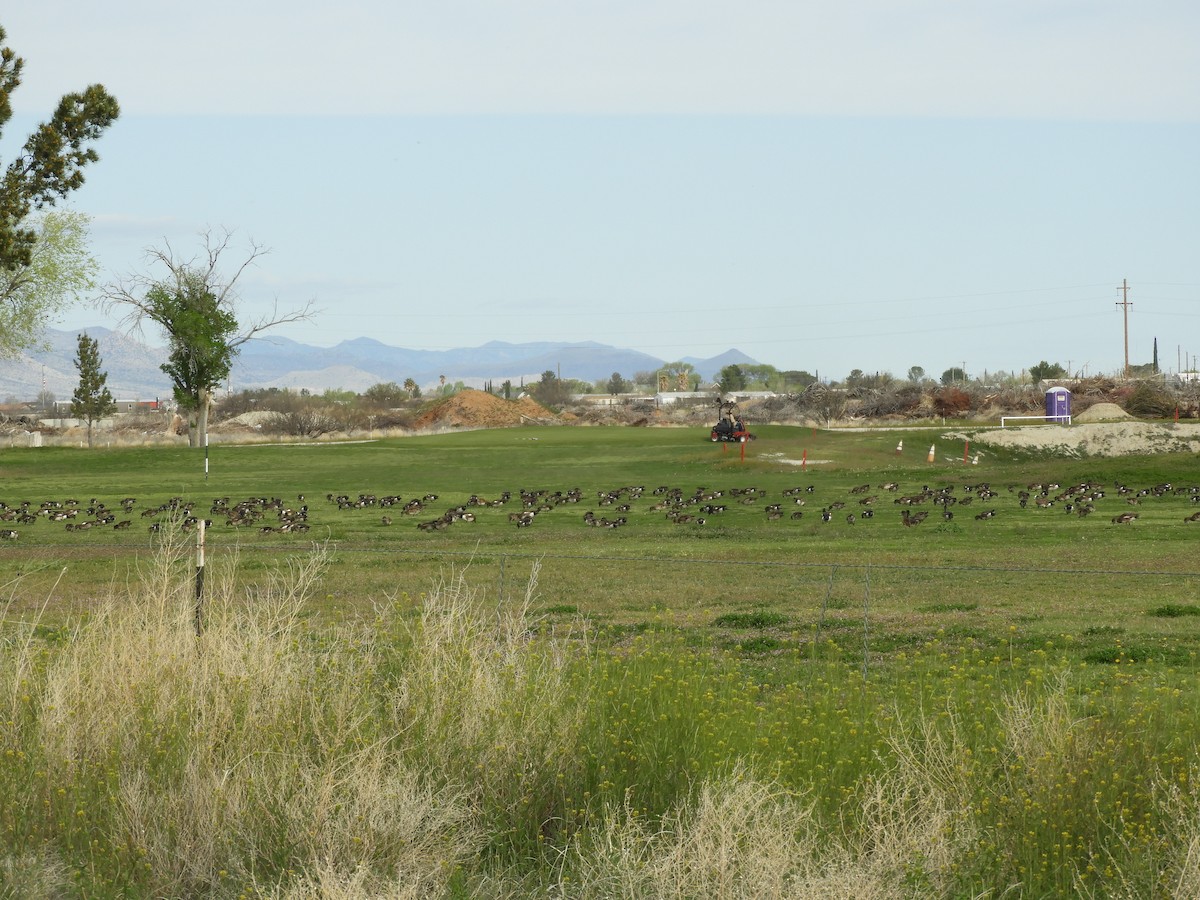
[4,1,1198,120]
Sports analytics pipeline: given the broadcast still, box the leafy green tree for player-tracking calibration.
[321,388,357,404]
[604,372,631,395]
[403,378,421,399]
[907,365,925,383]
[69,331,115,447]
[719,364,747,393]
[1,26,118,350]
[631,370,656,391]
[362,381,407,407]
[740,364,778,389]
[152,274,239,446]
[531,369,570,407]
[779,370,817,390]
[101,231,314,448]
[0,210,99,358]
[941,366,966,385]
[1028,360,1068,383]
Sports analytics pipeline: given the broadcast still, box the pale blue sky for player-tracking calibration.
[3,2,1198,380]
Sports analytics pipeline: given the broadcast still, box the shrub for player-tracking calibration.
[712,610,788,629]
[267,407,339,437]
[932,387,972,417]
[1149,603,1200,618]
[1123,381,1177,417]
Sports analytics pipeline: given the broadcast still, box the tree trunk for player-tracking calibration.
[191,389,212,449]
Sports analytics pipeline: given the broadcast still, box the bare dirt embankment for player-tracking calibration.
[947,407,1200,458]
[412,391,557,430]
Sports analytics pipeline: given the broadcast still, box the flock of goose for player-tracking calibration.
[365,477,1200,532]
[0,477,1197,542]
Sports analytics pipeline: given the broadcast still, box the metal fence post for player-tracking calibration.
[194,519,206,638]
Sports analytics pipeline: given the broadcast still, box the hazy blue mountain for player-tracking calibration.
[682,349,762,382]
[0,327,173,401]
[1,329,761,400]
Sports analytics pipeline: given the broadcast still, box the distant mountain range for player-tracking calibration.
[0,328,762,401]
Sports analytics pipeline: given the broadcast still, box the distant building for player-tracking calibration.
[570,393,655,407]
[655,391,714,406]
[51,399,161,414]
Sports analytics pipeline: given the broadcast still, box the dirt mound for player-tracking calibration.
[952,421,1200,457]
[1074,402,1131,423]
[413,390,557,430]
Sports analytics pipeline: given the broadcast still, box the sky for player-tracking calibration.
[2,1,1199,382]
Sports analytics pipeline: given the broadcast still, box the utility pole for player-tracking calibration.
[1116,278,1132,378]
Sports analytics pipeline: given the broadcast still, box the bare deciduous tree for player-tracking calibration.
[101,229,315,447]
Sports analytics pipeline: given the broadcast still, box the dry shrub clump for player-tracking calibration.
[32,528,474,896]
[932,386,973,418]
[1122,381,1178,418]
[8,526,586,896]
[559,754,979,899]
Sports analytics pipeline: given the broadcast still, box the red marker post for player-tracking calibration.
[802,448,807,471]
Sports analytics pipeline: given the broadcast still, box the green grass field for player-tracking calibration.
[3,424,1197,664]
[3,424,1200,897]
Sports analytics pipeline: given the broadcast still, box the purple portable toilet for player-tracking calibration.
[1045,386,1071,423]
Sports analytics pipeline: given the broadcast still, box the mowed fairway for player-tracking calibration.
[2,423,1199,672]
